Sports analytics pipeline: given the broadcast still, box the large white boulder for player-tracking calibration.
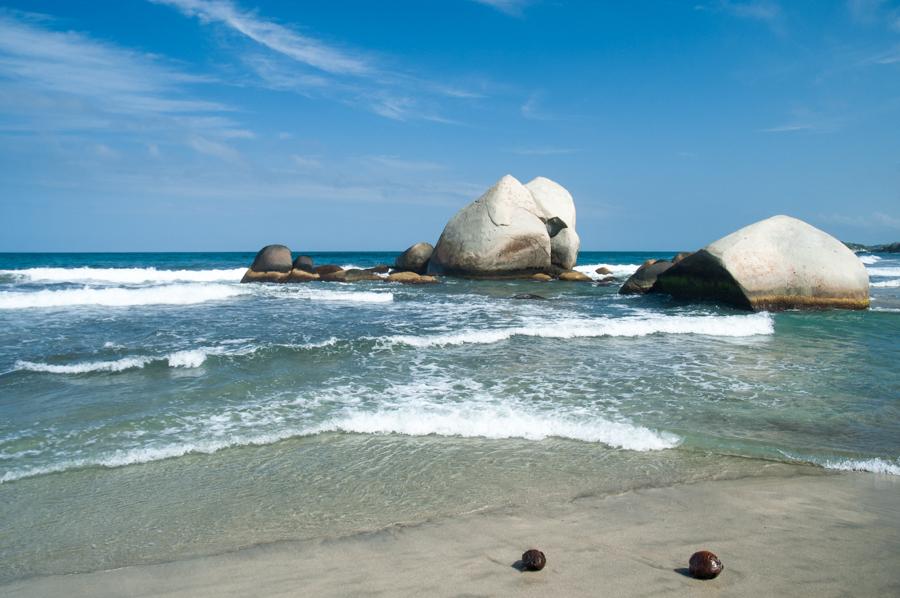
[428,175,552,276]
[652,215,870,310]
[526,177,579,269]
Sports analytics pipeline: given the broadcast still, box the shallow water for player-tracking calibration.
[0,250,898,582]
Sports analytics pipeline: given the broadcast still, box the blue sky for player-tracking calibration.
[1,0,898,251]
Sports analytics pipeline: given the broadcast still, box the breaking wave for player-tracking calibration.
[0,267,247,284]
[383,312,774,348]
[0,284,248,309]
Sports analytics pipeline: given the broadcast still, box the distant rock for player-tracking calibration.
[366,265,391,274]
[386,271,438,284]
[672,252,692,264]
[511,293,547,300]
[427,174,581,277]
[619,259,673,294]
[292,255,314,272]
[241,244,293,283]
[653,215,870,310]
[844,241,900,253]
[395,242,434,274]
[595,266,613,275]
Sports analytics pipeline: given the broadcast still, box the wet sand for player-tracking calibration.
[4,469,899,597]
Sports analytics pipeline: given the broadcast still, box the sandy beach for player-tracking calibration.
[5,468,898,597]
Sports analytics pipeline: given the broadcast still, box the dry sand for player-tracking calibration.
[4,469,898,597]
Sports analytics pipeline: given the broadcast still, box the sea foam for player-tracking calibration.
[858,255,881,265]
[383,312,774,348]
[0,267,247,284]
[820,457,900,476]
[317,405,680,451]
[0,283,248,309]
[574,263,640,280]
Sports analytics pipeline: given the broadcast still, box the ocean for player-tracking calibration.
[1,250,898,583]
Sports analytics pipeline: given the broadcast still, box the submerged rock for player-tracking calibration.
[688,550,723,580]
[511,293,547,300]
[652,215,870,310]
[521,549,546,572]
[619,259,674,294]
[395,242,434,274]
[531,273,553,281]
[241,244,293,283]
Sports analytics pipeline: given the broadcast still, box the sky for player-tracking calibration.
[0,0,898,251]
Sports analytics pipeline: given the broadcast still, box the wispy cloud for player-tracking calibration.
[187,135,240,162]
[365,155,445,171]
[152,0,369,75]
[153,0,482,122]
[471,0,532,17]
[819,210,900,231]
[0,10,249,157]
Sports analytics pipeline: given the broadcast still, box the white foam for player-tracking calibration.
[819,457,900,476]
[318,405,679,451]
[0,283,248,309]
[574,263,640,280]
[278,288,394,303]
[0,267,247,284]
[166,349,208,368]
[867,266,900,277]
[14,357,153,374]
[858,255,881,265]
[384,312,775,348]
[871,279,900,288]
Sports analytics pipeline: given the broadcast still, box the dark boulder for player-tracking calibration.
[395,242,434,274]
[292,255,314,272]
[521,549,546,572]
[619,259,674,294]
[250,245,292,273]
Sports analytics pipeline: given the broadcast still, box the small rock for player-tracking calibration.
[287,269,319,282]
[531,273,552,281]
[521,549,546,571]
[688,550,723,580]
[314,265,343,276]
[595,266,612,275]
[558,270,592,282]
[292,255,314,272]
[672,252,691,264]
[386,271,438,284]
[366,265,391,274]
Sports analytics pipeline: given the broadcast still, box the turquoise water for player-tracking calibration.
[0,251,898,582]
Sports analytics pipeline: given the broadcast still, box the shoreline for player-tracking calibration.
[5,469,898,597]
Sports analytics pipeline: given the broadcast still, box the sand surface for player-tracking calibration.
[4,469,899,597]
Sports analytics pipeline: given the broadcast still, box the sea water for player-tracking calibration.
[0,251,897,582]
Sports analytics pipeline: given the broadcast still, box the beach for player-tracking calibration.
[1,250,898,594]
[4,468,898,597]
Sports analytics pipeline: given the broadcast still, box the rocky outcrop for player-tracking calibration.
[241,245,293,283]
[395,242,434,274]
[343,269,380,282]
[427,175,581,277]
[652,215,870,310]
[287,269,319,282]
[619,260,674,294]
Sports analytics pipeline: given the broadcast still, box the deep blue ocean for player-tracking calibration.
[0,250,898,582]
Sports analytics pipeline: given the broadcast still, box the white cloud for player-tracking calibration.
[291,154,321,169]
[365,155,445,171]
